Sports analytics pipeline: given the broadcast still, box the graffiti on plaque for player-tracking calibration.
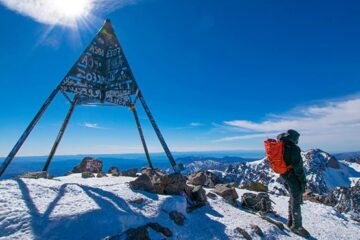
[60,21,137,106]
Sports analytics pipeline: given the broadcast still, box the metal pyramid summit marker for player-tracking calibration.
[0,19,183,177]
[61,19,137,106]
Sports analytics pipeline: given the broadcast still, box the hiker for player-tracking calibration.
[277,129,310,238]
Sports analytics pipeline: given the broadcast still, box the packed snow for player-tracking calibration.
[1,174,359,240]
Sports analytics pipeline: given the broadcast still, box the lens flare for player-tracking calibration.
[50,0,92,26]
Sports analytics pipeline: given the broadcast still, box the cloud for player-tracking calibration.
[214,133,276,142]
[176,122,204,130]
[190,122,204,127]
[81,122,106,129]
[216,95,360,151]
[224,97,360,132]
[0,0,137,27]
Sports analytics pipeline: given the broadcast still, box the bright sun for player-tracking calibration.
[51,0,92,25]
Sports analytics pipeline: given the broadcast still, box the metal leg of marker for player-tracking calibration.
[130,104,153,169]
[43,95,79,172]
[138,92,184,173]
[0,86,60,177]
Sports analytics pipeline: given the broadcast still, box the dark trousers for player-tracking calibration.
[283,172,303,228]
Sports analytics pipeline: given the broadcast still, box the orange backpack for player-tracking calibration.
[264,139,291,174]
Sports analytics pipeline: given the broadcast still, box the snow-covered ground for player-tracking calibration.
[0,174,359,240]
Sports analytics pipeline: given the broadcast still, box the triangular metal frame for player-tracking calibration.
[0,19,182,177]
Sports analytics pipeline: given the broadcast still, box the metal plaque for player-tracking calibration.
[60,20,137,106]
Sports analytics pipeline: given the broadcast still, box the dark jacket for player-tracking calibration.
[277,132,307,187]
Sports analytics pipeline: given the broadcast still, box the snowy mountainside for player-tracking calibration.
[200,149,360,195]
[178,156,254,174]
[334,151,360,164]
[1,174,359,240]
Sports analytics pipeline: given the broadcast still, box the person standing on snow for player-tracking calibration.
[277,129,310,238]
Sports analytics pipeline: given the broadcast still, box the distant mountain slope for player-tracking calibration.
[192,149,360,195]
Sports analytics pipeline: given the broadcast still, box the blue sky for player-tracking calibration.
[0,0,360,157]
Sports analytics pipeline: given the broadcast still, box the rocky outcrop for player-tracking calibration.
[214,184,239,203]
[243,182,268,192]
[241,192,272,212]
[303,149,342,194]
[221,149,352,196]
[184,185,207,211]
[187,170,223,187]
[129,168,186,195]
[108,166,120,176]
[304,182,360,222]
[223,160,285,195]
[72,157,103,174]
[121,168,137,177]
[107,167,137,177]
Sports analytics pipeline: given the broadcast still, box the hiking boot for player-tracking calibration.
[287,219,293,228]
[290,226,310,238]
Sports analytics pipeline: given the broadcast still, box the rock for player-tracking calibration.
[250,224,264,237]
[147,222,172,237]
[108,166,120,176]
[303,191,336,206]
[187,170,223,188]
[241,192,272,212]
[226,182,238,188]
[234,227,252,240]
[187,171,206,186]
[126,226,149,240]
[121,168,138,177]
[328,186,360,214]
[169,211,185,225]
[129,173,153,192]
[128,198,145,204]
[72,157,103,173]
[129,168,186,195]
[82,171,95,178]
[184,185,207,211]
[165,173,187,195]
[97,172,107,178]
[206,192,218,200]
[106,223,171,240]
[191,185,207,203]
[244,182,268,192]
[214,184,239,203]
[20,171,49,179]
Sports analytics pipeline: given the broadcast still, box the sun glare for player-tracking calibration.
[51,0,92,26]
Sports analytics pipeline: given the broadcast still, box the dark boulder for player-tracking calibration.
[243,182,268,192]
[147,222,172,237]
[187,170,223,188]
[121,168,138,177]
[97,172,107,178]
[72,157,103,173]
[108,166,120,176]
[169,211,185,225]
[184,185,207,211]
[125,226,149,240]
[129,168,186,195]
[241,192,272,213]
[214,184,239,203]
